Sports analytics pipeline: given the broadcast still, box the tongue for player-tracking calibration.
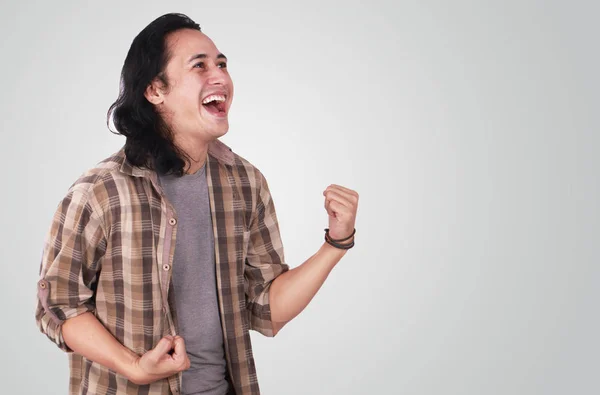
[203,102,222,115]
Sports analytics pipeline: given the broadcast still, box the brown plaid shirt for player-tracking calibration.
[35,139,289,395]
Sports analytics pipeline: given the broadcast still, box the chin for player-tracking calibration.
[209,124,229,139]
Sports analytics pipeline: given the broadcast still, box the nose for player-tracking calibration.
[206,65,227,86]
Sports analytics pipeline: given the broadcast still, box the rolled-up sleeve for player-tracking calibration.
[244,171,289,337]
[35,187,106,352]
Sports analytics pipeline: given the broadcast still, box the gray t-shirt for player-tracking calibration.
[158,162,230,395]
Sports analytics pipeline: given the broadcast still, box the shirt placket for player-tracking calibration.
[161,205,177,332]
[206,155,238,391]
[163,205,183,395]
[145,175,182,395]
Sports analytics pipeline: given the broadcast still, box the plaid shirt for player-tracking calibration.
[35,139,289,395]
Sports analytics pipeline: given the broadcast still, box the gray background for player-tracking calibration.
[1,0,598,394]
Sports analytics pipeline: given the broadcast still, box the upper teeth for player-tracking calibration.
[202,94,226,104]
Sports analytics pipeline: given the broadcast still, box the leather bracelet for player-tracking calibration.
[324,228,356,243]
[324,228,355,250]
[324,237,355,250]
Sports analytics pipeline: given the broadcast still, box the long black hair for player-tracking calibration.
[107,13,201,176]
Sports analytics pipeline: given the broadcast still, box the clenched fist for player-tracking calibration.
[129,335,191,385]
[323,184,359,241]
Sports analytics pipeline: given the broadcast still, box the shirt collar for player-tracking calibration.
[118,138,235,178]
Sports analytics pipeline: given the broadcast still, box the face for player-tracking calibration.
[145,29,234,141]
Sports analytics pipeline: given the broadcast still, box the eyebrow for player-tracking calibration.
[188,53,228,63]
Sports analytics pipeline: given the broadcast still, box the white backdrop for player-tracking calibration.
[1,0,598,394]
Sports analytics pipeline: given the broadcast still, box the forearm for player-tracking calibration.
[269,241,349,330]
[62,312,139,381]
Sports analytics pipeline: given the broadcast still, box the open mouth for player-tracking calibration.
[202,94,227,116]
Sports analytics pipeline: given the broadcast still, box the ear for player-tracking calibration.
[144,78,165,105]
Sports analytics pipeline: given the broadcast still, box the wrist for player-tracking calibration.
[322,240,349,254]
[324,228,355,250]
[326,228,355,242]
[120,349,144,384]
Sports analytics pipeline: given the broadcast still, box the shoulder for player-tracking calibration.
[61,149,131,212]
[228,150,278,217]
[231,151,266,186]
[208,138,268,190]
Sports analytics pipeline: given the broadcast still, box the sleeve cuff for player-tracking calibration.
[36,279,95,352]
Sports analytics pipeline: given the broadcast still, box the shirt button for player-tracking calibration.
[163,264,170,271]
[169,218,177,226]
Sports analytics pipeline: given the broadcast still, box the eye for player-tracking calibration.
[218,62,227,69]
[193,62,205,69]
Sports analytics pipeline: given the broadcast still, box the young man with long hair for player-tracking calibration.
[35,13,359,395]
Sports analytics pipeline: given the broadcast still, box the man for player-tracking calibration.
[35,13,358,395]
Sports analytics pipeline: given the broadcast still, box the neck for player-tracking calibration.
[173,134,211,175]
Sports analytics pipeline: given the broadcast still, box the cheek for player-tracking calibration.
[179,75,205,98]
[226,78,234,101]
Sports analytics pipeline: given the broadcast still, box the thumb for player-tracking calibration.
[324,197,335,218]
[151,336,174,358]
[172,336,186,359]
